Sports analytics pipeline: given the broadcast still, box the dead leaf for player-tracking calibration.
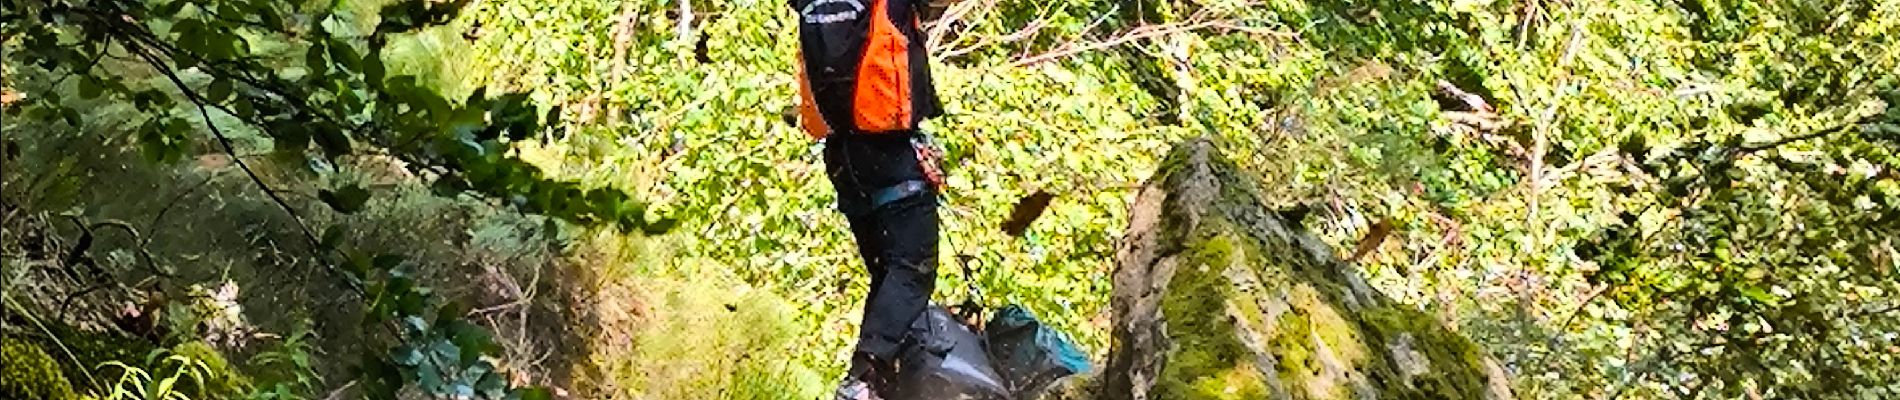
[0,88,22,105]
[1001,191,1055,237]
[1348,218,1393,263]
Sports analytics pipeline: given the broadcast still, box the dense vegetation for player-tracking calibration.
[4,0,1896,399]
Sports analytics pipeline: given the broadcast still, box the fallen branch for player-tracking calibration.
[1436,80,1494,113]
[1441,111,1504,131]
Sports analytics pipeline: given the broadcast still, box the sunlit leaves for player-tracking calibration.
[8,0,652,398]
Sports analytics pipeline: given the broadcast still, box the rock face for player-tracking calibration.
[1096,139,1513,400]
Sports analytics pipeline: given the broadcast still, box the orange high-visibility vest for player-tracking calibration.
[790,0,941,139]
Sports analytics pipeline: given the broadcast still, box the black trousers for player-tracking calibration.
[824,133,940,360]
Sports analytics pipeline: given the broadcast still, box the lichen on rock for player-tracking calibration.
[1099,138,1513,400]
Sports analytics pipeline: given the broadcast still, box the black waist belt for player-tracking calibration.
[869,180,931,209]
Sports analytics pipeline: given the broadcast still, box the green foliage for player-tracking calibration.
[1,336,78,400]
[164,342,252,399]
[458,0,1897,396]
[244,326,323,400]
[2,0,674,398]
[590,271,827,399]
[6,0,1897,397]
[347,263,524,400]
[99,349,217,400]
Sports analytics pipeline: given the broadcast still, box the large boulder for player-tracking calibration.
[1095,139,1513,400]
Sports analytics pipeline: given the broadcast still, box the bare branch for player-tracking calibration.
[675,0,694,42]
[1008,18,1293,68]
[1740,124,1854,152]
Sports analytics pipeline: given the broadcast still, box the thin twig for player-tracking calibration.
[1850,303,1900,319]
[320,379,359,400]
[925,0,990,45]
[130,47,325,252]
[1554,283,1610,334]
[145,171,222,235]
[43,38,113,90]
[83,218,175,278]
[86,7,362,140]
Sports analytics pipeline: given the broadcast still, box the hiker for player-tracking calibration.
[786,0,946,397]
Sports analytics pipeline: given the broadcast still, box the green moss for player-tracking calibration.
[10,322,159,395]
[1144,139,1497,399]
[1359,307,1488,400]
[2,336,78,400]
[1151,232,1267,400]
[1268,308,1314,391]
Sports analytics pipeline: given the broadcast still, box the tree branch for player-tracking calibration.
[1740,124,1855,152]
[121,38,348,288]
[1010,20,1215,67]
[44,38,112,90]
[86,8,361,141]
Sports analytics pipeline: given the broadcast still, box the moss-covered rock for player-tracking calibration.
[2,336,78,400]
[1099,139,1513,400]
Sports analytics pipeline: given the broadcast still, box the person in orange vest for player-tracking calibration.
[786,0,946,398]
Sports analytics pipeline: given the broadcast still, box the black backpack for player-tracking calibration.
[788,0,940,137]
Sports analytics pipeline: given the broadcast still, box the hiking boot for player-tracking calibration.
[834,352,894,400]
[832,377,880,400]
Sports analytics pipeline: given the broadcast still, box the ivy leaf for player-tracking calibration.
[328,38,361,71]
[451,383,475,399]
[319,185,372,213]
[346,254,373,279]
[321,228,347,249]
[304,43,328,77]
[430,340,462,365]
[435,299,470,326]
[363,54,386,88]
[399,292,431,318]
[391,345,424,367]
[77,76,103,99]
[1740,286,1781,307]
[476,371,506,399]
[231,98,256,119]
[373,254,404,272]
[207,78,233,103]
[642,216,677,235]
[312,126,353,158]
[416,355,445,394]
[402,315,429,335]
[447,321,499,363]
[60,107,82,127]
